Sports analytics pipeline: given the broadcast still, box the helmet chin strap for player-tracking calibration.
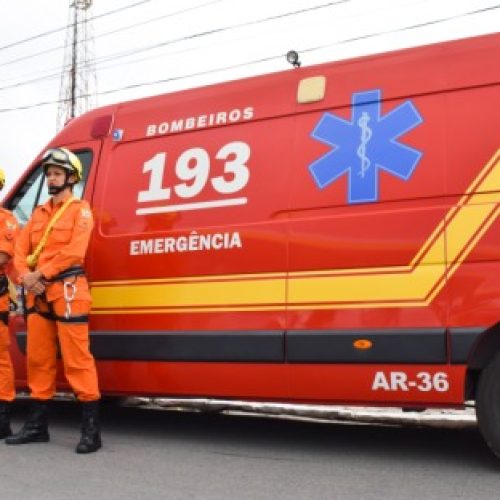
[48,184,68,195]
[48,172,75,195]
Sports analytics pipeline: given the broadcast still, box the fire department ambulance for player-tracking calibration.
[5,33,500,455]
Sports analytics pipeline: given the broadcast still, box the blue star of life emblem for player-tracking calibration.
[308,89,423,203]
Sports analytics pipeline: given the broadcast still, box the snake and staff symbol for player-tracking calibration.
[357,111,372,178]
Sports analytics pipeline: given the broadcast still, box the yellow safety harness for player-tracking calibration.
[26,266,87,323]
[24,196,88,323]
[26,196,76,270]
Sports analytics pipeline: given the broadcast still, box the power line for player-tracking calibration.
[0,5,496,114]
[0,0,223,69]
[93,0,224,46]
[0,0,350,70]
[94,2,500,98]
[0,0,153,52]
[84,0,351,69]
[0,0,351,88]
[0,40,216,93]
[301,4,500,55]
[0,0,434,90]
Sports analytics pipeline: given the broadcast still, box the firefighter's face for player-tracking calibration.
[46,165,66,188]
[45,165,75,187]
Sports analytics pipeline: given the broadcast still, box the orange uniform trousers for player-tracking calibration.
[26,293,100,402]
[0,318,15,402]
[0,284,14,401]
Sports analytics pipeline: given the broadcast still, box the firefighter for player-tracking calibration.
[6,148,101,453]
[0,168,19,439]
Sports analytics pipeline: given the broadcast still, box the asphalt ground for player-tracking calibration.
[1,400,499,500]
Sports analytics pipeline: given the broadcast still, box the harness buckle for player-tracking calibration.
[63,280,77,319]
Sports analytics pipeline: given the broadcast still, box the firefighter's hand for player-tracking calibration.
[21,271,44,292]
[29,281,46,296]
[0,252,9,266]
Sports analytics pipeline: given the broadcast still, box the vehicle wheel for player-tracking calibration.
[476,352,500,457]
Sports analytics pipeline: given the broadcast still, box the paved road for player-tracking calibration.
[1,400,499,500]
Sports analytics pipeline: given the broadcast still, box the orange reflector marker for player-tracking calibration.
[353,339,373,350]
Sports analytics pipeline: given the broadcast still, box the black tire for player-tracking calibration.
[476,351,500,457]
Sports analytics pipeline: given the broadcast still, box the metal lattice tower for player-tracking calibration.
[57,0,97,130]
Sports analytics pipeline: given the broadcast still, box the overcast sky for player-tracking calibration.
[0,0,498,195]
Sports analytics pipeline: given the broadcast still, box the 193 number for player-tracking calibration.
[138,141,250,204]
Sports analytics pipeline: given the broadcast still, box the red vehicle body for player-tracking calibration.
[5,33,500,452]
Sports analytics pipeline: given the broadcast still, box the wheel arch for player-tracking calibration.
[465,322,500,400]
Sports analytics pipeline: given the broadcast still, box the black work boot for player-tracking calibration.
[5,400,49,445]
[0,401,12,439]
[76,400,102,454]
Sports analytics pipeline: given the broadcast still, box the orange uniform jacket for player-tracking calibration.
[14,193,93,302]
[0,208,19,310]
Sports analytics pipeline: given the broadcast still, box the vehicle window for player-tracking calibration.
[74,150,92,197]
[9,169,44,226]
[7,149,93,226]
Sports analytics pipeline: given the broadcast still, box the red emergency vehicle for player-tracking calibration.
[4,33,500,455]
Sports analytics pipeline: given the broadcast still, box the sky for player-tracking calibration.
[0,0,498,195]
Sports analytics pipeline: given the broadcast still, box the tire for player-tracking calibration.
[476,351,500,458]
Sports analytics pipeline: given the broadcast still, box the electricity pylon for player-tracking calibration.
[57,0,97,130]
